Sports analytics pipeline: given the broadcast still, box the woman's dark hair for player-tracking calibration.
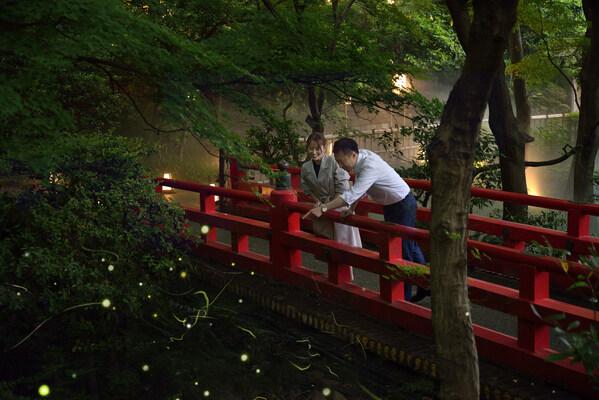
[332,138,359,155]
[306,132,327,147]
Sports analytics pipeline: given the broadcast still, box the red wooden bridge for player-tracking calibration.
[157,161,598,398]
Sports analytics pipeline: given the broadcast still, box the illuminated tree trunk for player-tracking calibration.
[573,0,599,203]
[429,1,518,399]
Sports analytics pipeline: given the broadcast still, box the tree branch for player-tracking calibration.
[537,6,581,110]
[473,144,579,177]
[82,58,187,135]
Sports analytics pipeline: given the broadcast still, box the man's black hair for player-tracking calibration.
[332,138,359,155]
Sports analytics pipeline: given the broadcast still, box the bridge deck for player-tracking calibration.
[193,253,582,399]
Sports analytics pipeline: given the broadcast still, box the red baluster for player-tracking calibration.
[270,191,301,278]
[380,234,405,303]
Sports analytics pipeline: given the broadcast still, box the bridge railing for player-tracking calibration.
[230,159,599,265]
[156,176,597,397]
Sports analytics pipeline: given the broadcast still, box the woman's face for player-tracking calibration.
[307,140,326,162]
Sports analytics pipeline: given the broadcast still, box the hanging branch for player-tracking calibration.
[82,58,188,135]
[537,6,581,111]
[473,144,579,178]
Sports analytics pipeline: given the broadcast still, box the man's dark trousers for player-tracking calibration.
[383,192,428,301]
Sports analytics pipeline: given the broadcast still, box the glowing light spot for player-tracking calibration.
[238,298,243,304]
[178,257,182,261]
[142,364,150,372]
[180,271,188,279]
[71,373,77,379]
[38,385,50,396]
[208,322,213,327]
[231,262,236,267]
[24,252,30,257]
[101,258,106,262]
[200,225,210,235]
[203,390,210,397]
[255,368,261,374]
[322,387,332,397]
[107,264,114,271]
[53,282,57,286]
[112,306,116,311]
[250,271,255,276]
[240,353,249,362]
[147,294,152,299]
[169,267,174,272]
[101,299,111,308]
[138,282,143,287]
[194,381,199,386]
[465,312,470,317]
[16,292,21,296]
[152,313,158,319]
[186,323,192,329]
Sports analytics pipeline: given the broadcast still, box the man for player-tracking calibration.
[302,138,429,302]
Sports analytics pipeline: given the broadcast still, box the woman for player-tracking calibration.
[300,133,362,275]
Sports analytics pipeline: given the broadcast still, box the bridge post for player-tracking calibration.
[380,234,405,302]
[518,267,550,352]
[270,190,301,278]
[567,208,590,261]
[199,189,217,243]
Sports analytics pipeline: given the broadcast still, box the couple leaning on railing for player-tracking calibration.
[299,133,430,302]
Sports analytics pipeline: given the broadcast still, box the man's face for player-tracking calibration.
[334,151,357,172]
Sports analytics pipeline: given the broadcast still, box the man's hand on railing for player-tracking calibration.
[340,208,355,218]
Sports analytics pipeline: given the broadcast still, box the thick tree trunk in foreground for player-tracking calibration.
[574,0,599,203]
[429,1,517,399]
[447,0,528,221]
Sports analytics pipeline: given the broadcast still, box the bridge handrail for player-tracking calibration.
[405,179,599,215]
[156,178,269,203]
[231,159,599,216]
[286,201,592,278]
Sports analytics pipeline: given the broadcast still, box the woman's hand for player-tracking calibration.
[303,206,323,219]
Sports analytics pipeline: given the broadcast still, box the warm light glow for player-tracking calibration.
[209,183,220,201]
[162,172,173,192]
[392,74,410,94]
[261,186,274,196]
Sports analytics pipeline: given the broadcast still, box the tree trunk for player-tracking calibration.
[573,0,599,203]
[306,85,325,133]
[509,23,532,139]
[447,0,528,221]
[430,1,517,399]
[488,67,529,220]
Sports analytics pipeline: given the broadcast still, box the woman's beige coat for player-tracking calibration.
[300,155,362,253]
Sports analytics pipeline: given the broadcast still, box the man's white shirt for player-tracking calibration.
[340,149,410,206]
